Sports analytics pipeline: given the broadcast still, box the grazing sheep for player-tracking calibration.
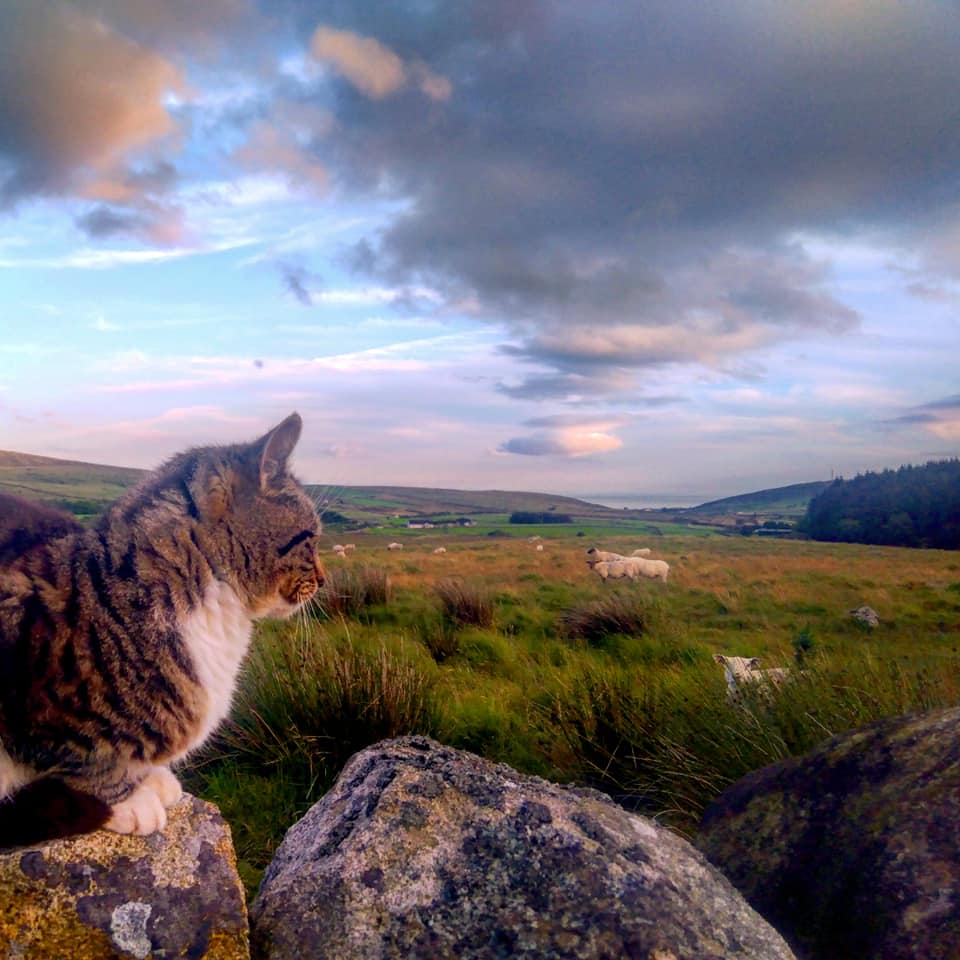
[593,557,669,583]
[332,543,346,552]
[535,544,544,552]
[344,543,357,551]
[593,560,635,582]
[433,546,447,554]
[387,542,403,551]
[528,535,542,543]
[629,557,669,582]
[585,547,627,569]
[714,654,791,703]
[631,548,652,557]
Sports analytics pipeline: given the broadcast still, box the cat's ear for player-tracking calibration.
[254,412,302,487]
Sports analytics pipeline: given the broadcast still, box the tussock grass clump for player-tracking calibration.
[435,578,495,629]
[419,621,461,663]
[315,564,390,619]
[558,592,649,646]
[216,622,441,788]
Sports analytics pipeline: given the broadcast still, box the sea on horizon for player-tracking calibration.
[583,493,712,510]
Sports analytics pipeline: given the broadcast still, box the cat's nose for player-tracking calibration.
[313,555,325,588]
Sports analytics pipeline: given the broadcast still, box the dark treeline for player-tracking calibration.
[509,512,572,524]
[801,459,960,548]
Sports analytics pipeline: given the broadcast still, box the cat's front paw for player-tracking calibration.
[105,783,168,836]
[142,766,183,808]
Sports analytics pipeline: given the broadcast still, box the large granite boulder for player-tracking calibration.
[697,706,960,960]
[0,793,249,959]
[251,736,796,960]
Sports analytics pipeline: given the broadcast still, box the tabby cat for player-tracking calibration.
[0,493,85,567]
[0,413,324,848]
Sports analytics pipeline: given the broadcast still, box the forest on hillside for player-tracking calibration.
[801,459,960,548]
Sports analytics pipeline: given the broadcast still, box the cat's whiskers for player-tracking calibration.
[308,483,345,527]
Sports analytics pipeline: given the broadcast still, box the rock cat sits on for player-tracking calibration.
[0,413,324,848]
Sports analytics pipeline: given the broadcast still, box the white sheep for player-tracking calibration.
[593,557,669,583]
[332,544,346,555]
[387,542,403,551]
[535,544,544,552]
[593,560,635,581]
[585,547,627,569]
[631,548,652,557]
[528,535,542,543]
[433,546,447,554]
[713,654,791,703]
[631,557,669,582]
[344,544,357,551]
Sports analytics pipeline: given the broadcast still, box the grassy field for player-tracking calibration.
[180,530,960,898]
[5,451,954,898]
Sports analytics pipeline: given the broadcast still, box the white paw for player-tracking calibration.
[105,784,168,836]
[142,766,183,808]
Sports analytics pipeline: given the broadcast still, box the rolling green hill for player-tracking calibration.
[687,481,829,518]
[0,450,143,514]
[311,484,643,522]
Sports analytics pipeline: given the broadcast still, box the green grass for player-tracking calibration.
[174,532,960,902]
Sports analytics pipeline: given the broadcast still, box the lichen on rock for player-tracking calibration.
[251,736,796,960]
[697,706,960,960]
[0,793,249,960]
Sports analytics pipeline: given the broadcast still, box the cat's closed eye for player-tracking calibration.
[277,529,315,557]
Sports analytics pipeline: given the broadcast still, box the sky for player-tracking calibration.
[1,0,958,503]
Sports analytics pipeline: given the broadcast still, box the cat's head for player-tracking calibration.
[187,412,325,619]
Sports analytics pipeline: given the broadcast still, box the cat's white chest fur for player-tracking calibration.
[178,580,253,756]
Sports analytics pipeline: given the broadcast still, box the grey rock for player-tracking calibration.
[848,605,880,627]
[251,736,796,960]
[0,793,249,959]
[697,706,960,960]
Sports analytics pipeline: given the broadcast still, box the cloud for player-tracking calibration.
[499,418,625,458]
[0,3,185,213]
[887,395,960,441]
[288,2,955,392]
[277,261,321,306]
[232,100,331,192]
[74,196,186,245]
[0,237,254,270]
[310,26,451,101]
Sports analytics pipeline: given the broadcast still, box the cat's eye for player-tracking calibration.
[277,529,314,557]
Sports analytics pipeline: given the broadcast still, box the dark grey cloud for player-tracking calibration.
[75,206,146,239]
[265,0,959,393]
[277,261,322,306]
[922,395,960,411]
[498,436,571,457]
[883,395,960,436]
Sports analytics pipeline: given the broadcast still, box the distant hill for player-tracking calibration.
[687,481,830,518]
[0,449,143,515]
[309,484,635,522]
[0,448,829,526]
